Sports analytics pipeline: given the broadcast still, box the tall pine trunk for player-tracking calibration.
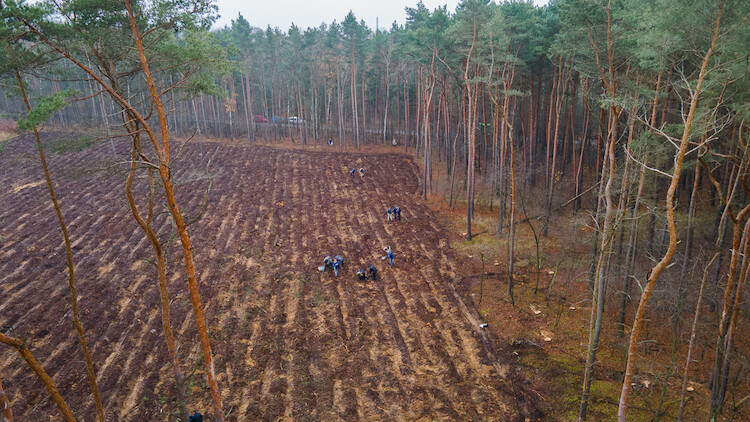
[619,2,726,417]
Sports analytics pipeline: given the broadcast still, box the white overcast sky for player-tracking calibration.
[212,0,550,32]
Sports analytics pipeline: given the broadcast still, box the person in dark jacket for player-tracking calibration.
[356,269,366,281]
[368,265,378,281]
[188,411,203,422]
[394,206,401,221]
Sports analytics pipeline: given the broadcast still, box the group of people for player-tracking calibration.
[356,265,378,281]
[323,255,344,276]
[322,245,394,281]
[349,167,365,178]
[317,145,403,283]
[386,206,402,221]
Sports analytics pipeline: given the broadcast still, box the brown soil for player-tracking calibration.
[0,134,541,421]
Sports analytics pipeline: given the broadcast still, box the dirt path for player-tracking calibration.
[0,136,533,420]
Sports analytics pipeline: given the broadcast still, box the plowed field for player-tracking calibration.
[0,135,537,421]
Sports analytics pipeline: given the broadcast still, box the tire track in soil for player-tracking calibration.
[333,180,395,418]
[279,153,320,420]
[400,223,509,417]
[359,164,508,418]
[331,173,388,420]
[335,197,413,420]
[252,151,293,420]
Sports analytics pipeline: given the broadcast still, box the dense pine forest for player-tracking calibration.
[2,0,750,420]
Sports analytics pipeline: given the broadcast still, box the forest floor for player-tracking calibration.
[424,166,750,421]
[0,133,543,421]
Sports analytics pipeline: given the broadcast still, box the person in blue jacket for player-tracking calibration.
[394,206,401,221]
[384,246,394,267]
[333,255,344,276]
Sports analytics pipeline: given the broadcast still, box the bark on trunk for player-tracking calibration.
[0,333,75,421]
[14,69,105,422]
[618,3,725,418]
[125,3,225,419]
[123,116,189,419]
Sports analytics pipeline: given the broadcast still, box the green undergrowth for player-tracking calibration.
[449,208,651,420]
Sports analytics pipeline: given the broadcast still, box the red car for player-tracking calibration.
[252,115,267,123]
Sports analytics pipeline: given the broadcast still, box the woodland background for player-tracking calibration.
[1,0,750,420]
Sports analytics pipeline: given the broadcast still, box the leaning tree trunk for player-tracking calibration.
[0,333,75,422]
[618,2,725,418]
[125,2,225,419]
[13,69,105,422]
[579,109,618,421]
[123,114,189,419]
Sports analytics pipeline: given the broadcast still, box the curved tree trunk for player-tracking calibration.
[0,333,75,422]
[125,2,224,419]
[618,2,725,418]
[14,69,104,422]
[123,115,189,419]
